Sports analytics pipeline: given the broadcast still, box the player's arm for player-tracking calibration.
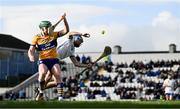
[162,80,167,90]
[70,55,92,68]
[28,45,36,62]
[69,32,90,39]
[57,13,69,37]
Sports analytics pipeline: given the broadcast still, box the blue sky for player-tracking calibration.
[1,0,178,25]
[0,0,180,52]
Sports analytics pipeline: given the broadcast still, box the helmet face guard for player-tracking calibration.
[39,21,52,29]
[74,35,83,47]
[74,35,83,43]
[39,21,52,36]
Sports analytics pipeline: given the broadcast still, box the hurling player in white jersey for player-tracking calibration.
[57,31,89,61]
[41,31,92,100]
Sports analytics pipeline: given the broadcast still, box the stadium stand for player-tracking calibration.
[0,35,179,101]
[1,59,179,101]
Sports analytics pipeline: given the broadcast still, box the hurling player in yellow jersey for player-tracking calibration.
[28,13,69,101]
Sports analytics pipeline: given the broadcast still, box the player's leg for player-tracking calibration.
[44,71,57,89]
[51,64,64,100]
[45,71,52,85]
[169,93,173,100]
[165,93,169,100]
[36,63,48,101]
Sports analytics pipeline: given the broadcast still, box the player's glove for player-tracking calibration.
[82,33,90,38]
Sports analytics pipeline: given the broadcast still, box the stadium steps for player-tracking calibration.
[11,72,38,93]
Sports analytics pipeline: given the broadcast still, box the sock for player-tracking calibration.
[57,83,64,97]
[38,80,45,93]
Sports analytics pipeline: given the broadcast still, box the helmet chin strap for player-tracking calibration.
[40,31,45,36]
[41,31,47,36]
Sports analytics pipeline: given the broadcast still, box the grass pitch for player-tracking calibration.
[0,100,180,108]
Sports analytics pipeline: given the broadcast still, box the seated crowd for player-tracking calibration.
[4,58,180,101]
[60,59,180,101]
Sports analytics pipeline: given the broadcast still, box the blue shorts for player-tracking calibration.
[38,58,59,71]
[165,93,173,96]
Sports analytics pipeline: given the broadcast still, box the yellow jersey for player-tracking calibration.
[31,32,59,60]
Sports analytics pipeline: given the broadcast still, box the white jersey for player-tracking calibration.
[163,78,175,94]
[57,38,75,60]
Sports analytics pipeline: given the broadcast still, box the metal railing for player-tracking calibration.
[2,63,84,100]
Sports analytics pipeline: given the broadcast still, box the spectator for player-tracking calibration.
[9,91,16,100]
[81,55,87,64]
[101,89,107,97]
[86,56,92,63]
[79,80,85,87]
[87,91,95,99]
[162,75,175,100]
[19,90,26,99]
[76,55,80,62]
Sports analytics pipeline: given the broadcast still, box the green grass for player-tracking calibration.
[0,100,180,108]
